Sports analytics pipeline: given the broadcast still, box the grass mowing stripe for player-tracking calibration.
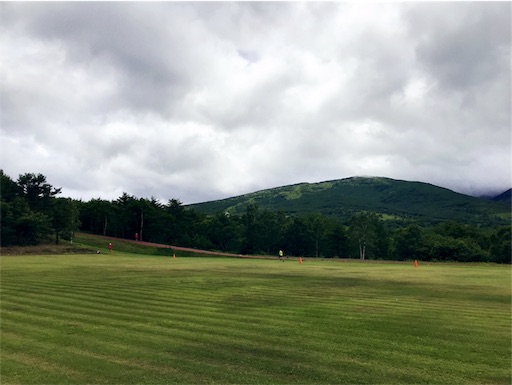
[2,305,328,369]
[3,304,508,364]
[3,280,508,348]
[2,255,510,384]
[4,294,508,380]
[7,308,504,372]
[1,294,313,344]
[0,357,83,385]
[2,339,179,385]
[1,331,208,384]
[4,281,507,334]
[2,316,502,384]
[3,286,356,342]
[2,323,298,384]
[1,303,432,384]
[12,286,496,358]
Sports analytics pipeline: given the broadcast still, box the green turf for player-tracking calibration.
[1,254,510,384]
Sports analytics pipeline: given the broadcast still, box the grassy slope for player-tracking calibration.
[189,176,510,225]
[73,232,173,256]
[72,232,216,258]
[1,253,510,384]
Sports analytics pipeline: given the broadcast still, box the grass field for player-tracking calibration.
[1,253,510,384]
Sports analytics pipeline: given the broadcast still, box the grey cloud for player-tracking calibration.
[0,2,510,203]
[3,3,200,117]
[405,2,510,90]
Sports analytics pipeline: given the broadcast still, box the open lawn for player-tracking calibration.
[1,254,510,384]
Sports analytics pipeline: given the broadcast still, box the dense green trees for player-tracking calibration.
[51,198,80,244]
[1,170,510,263]
[489,226,512,263]
[76,196,511,262]
[1,171,80,246]
[390,222,499,263]
[393,224,425,261]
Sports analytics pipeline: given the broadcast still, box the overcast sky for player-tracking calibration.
[1,2,510,204]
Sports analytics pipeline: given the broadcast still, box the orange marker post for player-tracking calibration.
[299,257,302,264]
[414,260,418,268]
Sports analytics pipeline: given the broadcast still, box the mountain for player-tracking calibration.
[188,177,511,226]
[492,188,511,204]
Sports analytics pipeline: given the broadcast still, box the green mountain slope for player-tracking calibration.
[492,188,511,204]
[189,177,511,226]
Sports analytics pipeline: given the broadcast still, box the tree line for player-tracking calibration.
[1,171,80,246]
[1,171,510,263]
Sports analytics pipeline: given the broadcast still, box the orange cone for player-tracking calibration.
[173,253,176,259]
[414,260,418,268]
[299,257,302,264]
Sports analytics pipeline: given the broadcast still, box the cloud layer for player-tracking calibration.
[1,2,510,203]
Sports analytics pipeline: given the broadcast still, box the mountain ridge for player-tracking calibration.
[491,188,512,203]
[188,176,510,226]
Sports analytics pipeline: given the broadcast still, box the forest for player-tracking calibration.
[1,171,510,263]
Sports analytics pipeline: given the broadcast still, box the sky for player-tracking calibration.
[1,2,511,204]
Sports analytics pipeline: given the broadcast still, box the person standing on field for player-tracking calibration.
[279,249,284,261]
[108,242,113,254]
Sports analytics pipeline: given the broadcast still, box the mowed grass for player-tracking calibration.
[1,254,510,384]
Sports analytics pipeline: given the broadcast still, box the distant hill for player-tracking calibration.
[492,188,511,204]
[188,177,511,227]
